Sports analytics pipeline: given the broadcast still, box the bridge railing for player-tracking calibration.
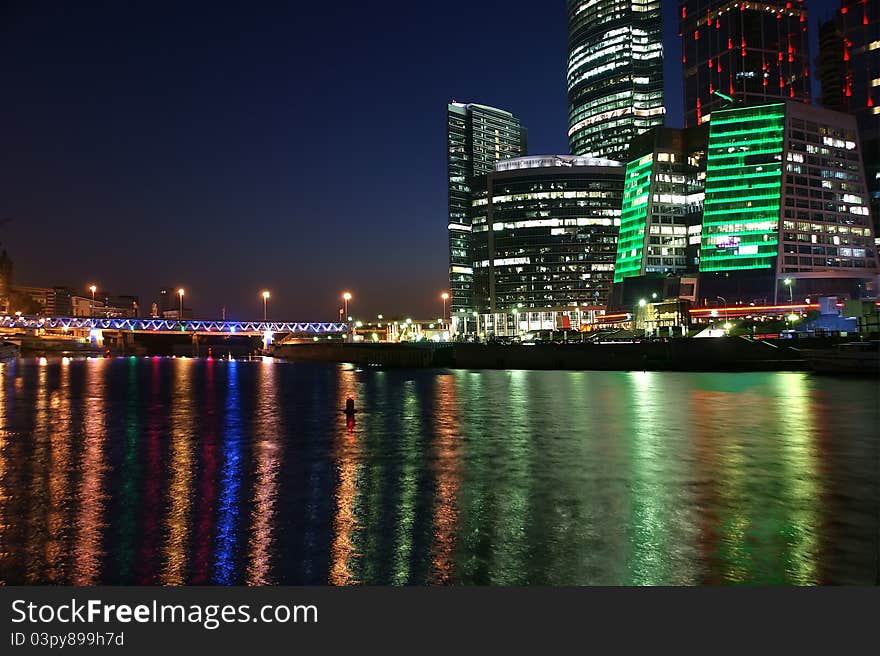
[0,315,348,334]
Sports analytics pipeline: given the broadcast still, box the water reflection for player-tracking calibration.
[248,359,283,585]
[191,358,219,584]
[73,358,107,585]
[137,357,164,583]
[164,358,194,585]
[329,365,359,585]
[214,359,243,584]
[46,359,73,583]
[0,358,876,585]
[428,373,460,585]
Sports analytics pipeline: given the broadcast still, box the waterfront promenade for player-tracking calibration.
[271,338,821,372]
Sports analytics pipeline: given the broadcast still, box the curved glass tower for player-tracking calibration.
[567,0,664,160]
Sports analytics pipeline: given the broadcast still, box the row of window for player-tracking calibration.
[782,257,872,268]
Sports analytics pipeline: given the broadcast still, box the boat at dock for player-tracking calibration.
[801,341,879,376]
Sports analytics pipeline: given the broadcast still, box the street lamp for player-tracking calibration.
[716,296,728,326]
[177,288,185,318]
[261,290,270,321]
[441,292,449,323]
[342,292,352,319]
[783,277,794,303]
[88,284,97,317]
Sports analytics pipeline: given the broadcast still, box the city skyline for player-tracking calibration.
[1,1,843,320]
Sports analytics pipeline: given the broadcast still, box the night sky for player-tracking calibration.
[1,0,839,320]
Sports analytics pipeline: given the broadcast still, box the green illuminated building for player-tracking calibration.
[613,127,708,285]
[614,154,653,283]
[699,101,878,302]
[700,103,785,273]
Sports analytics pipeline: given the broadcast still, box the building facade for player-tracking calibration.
[613,126,709,284]
[447,102,528,314]
[469,155,624,316]
[698,101,877,303]
[567,0,664,160]
[680,0,810,127]
[815,0,879,243]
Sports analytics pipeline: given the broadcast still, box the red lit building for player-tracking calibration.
[816,0,879,243]
[680,1,811,127]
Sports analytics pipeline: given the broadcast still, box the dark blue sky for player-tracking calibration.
[1,0,838,320]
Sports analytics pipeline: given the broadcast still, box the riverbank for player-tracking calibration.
[271,337,819,371]
[272,342,454,368]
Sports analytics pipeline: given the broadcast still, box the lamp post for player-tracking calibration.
[441,292,449,325]
[783,277,794,303]
[716,296,728,332]
[262,290,270,321]
[342,292,352,320]
[88,285,97,317]
[177,288,185,318]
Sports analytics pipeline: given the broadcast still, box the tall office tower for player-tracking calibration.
[698,101,877,304]
[816,19,848,113]
[680,1,810,127]
[470,156,624,314]
[567,0,664,160]
[613,126,709,284]
[447,102,527,315]
[816,0,879,243]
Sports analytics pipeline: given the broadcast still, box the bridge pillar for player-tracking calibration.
[89,328,104,348]
[191,333,199,357]
[262,329,273,353]
[121,330,135,355]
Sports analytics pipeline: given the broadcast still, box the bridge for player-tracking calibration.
[0,315,348,335]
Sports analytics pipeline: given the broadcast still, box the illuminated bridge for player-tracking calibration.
[0,315,348,335]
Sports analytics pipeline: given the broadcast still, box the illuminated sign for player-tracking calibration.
[714,236,740,249]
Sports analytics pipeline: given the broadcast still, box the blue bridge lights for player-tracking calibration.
[0,316,348,335]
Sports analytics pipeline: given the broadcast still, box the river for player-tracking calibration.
[0,356,876,585]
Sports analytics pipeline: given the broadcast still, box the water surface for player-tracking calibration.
[0,357,877,585]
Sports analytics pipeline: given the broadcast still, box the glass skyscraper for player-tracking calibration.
[447,102,527,315]
[470,156,624,313]
[815,0,879,244]
[567,0,664,160]
[680,0,811,128]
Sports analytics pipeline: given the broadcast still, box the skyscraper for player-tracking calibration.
[680,1,811,127]
[470,156,624,314]
[816,0,879,243]
[447,102,527,315]
[698,101,877,303]
[567,0,664,160]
